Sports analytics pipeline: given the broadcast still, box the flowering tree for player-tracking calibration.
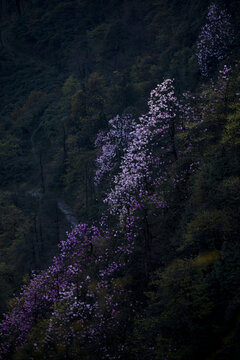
[105,79,178,216]
[94,114,136,185]
[196,3,233,77]
[100,79,181,276]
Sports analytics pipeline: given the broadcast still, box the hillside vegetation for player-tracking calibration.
[0,1,240,359]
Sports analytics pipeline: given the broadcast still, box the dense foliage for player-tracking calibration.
[0,1,240,359]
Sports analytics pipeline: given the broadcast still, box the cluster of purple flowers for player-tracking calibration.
[0,223,136,359]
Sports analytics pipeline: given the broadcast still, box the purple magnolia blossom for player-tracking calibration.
[196,3,233,76]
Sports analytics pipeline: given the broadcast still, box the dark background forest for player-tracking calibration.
[0,0,240,359]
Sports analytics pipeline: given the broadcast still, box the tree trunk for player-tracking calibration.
[170,119,178,161]
[39,151,45,193]
[143,209,152,278]
[85,164,88,216]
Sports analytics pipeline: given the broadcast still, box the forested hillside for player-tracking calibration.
[0,0,240,359]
